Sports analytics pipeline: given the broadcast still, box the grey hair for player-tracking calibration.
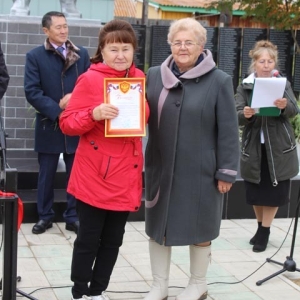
[167,18,207,46]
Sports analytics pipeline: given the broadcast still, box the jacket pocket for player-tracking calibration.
[241,126,252,157]
[280,120,297,154]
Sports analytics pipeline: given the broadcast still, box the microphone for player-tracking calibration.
[270,70,299,113]
[271,69,282,78]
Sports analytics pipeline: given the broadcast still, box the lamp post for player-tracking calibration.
[142,0,149,25]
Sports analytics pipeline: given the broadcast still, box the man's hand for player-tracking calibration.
[59,93,72,110]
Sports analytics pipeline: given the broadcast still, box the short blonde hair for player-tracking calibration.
[167,18,207,46]
[248,40,278,73]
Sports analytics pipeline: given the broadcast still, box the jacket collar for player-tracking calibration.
[241,73,255,90]
[242,73,255,84]
[89,62,138,78]
[44,38,80,52]
[44,38,81,71]
[160,49,216,89]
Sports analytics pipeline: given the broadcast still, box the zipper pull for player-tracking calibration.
[272,179,278,187]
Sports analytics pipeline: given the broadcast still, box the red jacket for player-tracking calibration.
[60,62,149,212]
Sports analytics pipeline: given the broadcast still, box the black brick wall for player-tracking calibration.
[0,16,100,158]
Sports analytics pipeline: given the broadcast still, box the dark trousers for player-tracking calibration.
[37,152,77,223]
[71,199,129,298]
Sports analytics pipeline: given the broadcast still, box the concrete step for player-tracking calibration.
[17,189,146,223]
[4,150,300,223]
[5,152,146,223]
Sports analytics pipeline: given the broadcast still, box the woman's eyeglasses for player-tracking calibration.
[170,41,199,49]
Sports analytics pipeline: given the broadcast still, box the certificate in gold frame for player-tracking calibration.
[104,78,146,137]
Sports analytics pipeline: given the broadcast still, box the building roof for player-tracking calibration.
[114,0,242,18]
[150,0,242,15]
[150,0,211,7]
[114,0,136,17]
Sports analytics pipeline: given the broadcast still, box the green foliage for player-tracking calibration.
[210,1,300,52]
[211,0,300,29]
[237,0,300,30]
[290,101,300,142]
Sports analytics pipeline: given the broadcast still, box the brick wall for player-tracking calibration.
[0,15,101,159]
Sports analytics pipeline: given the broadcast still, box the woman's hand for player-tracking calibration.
[274,98,287,109]
[243,106,256,119]
[218,180,232,194]
[92,103,119,121]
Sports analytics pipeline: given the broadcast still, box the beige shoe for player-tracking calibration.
[175,244,211,300]
[144,239,171,300]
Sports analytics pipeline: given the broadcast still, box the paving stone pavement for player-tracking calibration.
[0,219,300,300]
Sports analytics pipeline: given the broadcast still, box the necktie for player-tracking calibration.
[57,46,65,57]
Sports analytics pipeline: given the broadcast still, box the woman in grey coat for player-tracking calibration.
[144,18,240,300]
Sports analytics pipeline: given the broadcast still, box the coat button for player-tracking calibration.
[135,207,138,210]
[134,164,138,168]
[90,141,95,145]
[175,101,181,107]
[94,146,98,150]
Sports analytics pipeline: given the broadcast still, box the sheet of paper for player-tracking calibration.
[250,77,286,109]
[109,87,141,129]
[104,78,146,137]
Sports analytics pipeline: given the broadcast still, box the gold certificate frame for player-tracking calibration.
[104,78,146,137]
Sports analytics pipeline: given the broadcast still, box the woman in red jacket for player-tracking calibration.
[60,20,149,300]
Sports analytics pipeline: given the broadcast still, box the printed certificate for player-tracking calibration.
[104,78,146,137]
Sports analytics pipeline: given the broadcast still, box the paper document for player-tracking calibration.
[104,78,146,137]
[250,77,286,109]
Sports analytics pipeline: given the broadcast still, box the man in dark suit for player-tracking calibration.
[0,42,9,100]
[24,11,90,234]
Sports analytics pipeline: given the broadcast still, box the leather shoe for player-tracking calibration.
[66,221,79,234]
[32,219,53,234]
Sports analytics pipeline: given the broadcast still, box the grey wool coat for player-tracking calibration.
[145,50,240,246]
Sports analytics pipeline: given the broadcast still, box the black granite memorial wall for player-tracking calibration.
[132,24,146,71]
[269,29,294,82]
[205,27,218,62]
[241,28,268,79]
[148,26,298,94]
[218,27,242,91]
[293,30,300,92]
[149,25,170,67]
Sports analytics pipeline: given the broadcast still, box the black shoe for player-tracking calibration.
[249,222,262,245]
[66,221,79,234]
[253,226,270,252]
[32,219,53,234]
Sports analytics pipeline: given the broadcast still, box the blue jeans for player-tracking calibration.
[71,199,129,298]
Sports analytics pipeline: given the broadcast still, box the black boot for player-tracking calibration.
[253,226,270,252]
[249,222,262,245]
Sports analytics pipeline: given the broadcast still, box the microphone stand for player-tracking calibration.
[256,188,300,286]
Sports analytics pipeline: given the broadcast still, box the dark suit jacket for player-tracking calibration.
[24,39,90,153]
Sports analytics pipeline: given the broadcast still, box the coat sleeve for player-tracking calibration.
[59,73,99,136]
[24,51,62,121]
[235,84,256,126]
[281,80,299,118]
[0,43,9,100]
[215,74,240,183]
